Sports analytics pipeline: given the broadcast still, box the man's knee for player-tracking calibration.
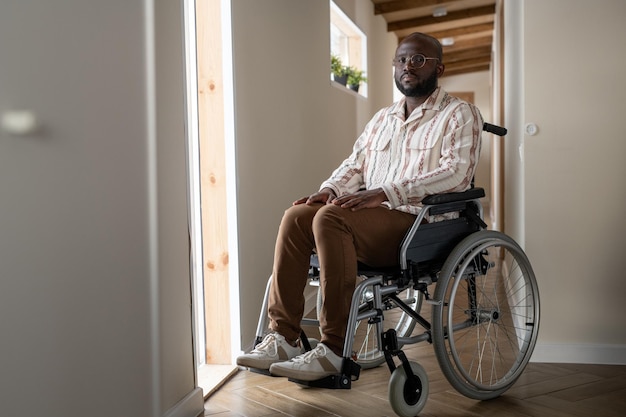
[278,204,322,236]
[282,203,316,221]
[311,204,348,233]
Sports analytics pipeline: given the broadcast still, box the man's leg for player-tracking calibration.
[267,203,322,344]
[268,204,416,380]
[237,203,321,370]
[313,205,416,356]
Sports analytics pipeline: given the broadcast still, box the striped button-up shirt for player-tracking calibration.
[320,87,484,215]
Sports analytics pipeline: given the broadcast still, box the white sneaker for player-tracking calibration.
[236,332,302,370]
[269,343,343,381]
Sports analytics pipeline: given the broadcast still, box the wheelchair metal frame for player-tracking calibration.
[343,195,485,355]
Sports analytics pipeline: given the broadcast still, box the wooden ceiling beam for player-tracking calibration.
[443,55,491,72]
[441,63,491,77]
[441,35,492,52]
[424,22,494,39]
[443,45,491,63]
[388,5,495,31]
[399,26,493,45]
[374,0,467,15]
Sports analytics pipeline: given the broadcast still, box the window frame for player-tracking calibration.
[330,1,367,97]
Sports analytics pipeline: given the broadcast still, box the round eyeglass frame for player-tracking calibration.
[392,53,440,69]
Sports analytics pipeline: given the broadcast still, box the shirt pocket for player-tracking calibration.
[405,130,443,177]
[408,129,441,150]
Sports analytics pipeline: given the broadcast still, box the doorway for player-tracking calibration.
[183,0,240,398]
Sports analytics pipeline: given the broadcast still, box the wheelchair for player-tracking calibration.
[251,123,540,417]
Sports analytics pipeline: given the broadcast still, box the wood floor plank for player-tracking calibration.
[218,370,270,390]
[203,398,231,415]
[208,362,626,417]
[505,372,603,399]
[241,385,336,417]
[207,386,299,417]
[425,391,491,417]
[276,385,397,417]
[427,393,534,417]
[492,395,585,417]
[550,373,626,401]
[537,363,626,378]
[203,412,245,417]
[577,387,626,414]
[528,394,625,417]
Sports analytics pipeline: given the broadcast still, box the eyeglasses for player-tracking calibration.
[392,54,440,68]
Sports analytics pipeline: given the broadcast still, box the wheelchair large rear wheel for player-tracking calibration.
[317,276,422,369]
[432,230,540,400]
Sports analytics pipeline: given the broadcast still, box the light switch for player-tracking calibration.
[525,122,538,136]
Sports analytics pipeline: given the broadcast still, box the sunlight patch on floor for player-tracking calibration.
[198,364,238,399]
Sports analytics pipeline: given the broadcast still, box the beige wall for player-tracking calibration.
[230,0,397,348]
[0,1,202,416]
[507,0,626,363]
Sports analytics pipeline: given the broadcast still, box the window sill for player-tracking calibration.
[330,80,367,99]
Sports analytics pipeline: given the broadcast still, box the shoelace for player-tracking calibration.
[292,344,327,364]
[252,333,280,355]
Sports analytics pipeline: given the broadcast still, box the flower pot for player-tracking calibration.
[333,74,348,86]
[349,84,360,93]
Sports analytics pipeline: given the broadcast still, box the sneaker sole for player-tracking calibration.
[269,363,340,381]
[236,357,277,370]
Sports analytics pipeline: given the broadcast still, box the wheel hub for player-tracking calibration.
[476,309,500,323]
[403,376,423,405]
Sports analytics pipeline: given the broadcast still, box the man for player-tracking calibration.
[237,32,483,381]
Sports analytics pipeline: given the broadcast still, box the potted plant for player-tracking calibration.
[331,55,349,86]
[347,67,367,92]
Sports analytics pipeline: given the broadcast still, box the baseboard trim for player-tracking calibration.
[531,343,626,365]
[162,387,204,417]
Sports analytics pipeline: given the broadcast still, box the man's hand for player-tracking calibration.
[293,188,337,205]
[332,188,387,211]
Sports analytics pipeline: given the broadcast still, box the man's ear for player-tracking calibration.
[436,63,445,78]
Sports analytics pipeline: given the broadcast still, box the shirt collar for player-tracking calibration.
[390,87,446,121]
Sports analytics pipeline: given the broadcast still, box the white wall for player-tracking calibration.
[506,0,626,364]
[230,0,397,348]
[0,1,202,416]
[155,0,202,412]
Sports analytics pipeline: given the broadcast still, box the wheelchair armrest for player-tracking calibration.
[421,188,485,206]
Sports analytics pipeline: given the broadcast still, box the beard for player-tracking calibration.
[395,69,438,98]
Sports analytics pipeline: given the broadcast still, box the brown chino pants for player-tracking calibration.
[267,203,417,356]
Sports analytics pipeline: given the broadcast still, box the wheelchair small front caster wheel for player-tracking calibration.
[388,361,428,417]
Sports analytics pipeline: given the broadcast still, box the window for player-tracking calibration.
[330,1,367,97]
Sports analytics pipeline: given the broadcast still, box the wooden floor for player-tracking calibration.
[204,340,626,417]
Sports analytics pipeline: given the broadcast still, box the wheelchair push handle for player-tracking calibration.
[483,122,507,136]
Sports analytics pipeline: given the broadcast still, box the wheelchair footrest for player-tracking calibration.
[248,367,273,376]
[288,358,361,389]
